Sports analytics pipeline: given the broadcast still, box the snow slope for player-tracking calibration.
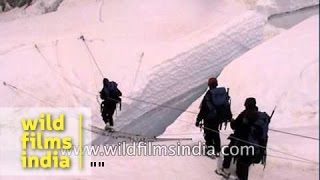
[219,16,319,129]
[165,15,319,180]
[0,0,318,140]
[0,0,246,105]
[0,0,249,136]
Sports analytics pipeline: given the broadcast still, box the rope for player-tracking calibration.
[35,44,98,96]
[97,0,105,23]
[267,154,318,165]
[54,40,61,67]
[2,36,318,165]
[0,44,27,55]
[176,118,318,165]
[92,86,320,165]
[161,132,202,136]
[1,80,55,107]
[121,95,319,140]
[131,52,144,93]
[4,70,317,143]
[79,35,105,78]
[35,44,51,66]
[2,79,317,165]
[269,129,319,141]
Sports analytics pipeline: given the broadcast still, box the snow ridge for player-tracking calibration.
[113,12,266,138]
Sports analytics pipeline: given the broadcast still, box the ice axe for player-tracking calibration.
[263,105,276,170]
[270,106,276,121]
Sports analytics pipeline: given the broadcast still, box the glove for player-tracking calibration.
[195,121,200,127]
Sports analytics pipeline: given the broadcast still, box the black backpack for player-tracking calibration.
[100,81,121,103]
[248,111,271,167]
[208,87,232,129]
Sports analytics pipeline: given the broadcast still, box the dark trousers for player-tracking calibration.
[236,156,251,180]
[222,139,251,180]
[101,101,116,126]
[204,129,221,153]
[222,140,236,169]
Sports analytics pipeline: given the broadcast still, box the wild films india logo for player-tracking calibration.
[0,108,91,175]
[20,113,73,169]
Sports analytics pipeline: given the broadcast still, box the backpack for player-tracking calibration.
[247,112,270,167]
[208,87,232,129]
[100,81,121,103]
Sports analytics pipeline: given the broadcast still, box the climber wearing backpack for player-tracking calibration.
[100,78,122,128]
[195,77,232,157]
[216,97,271,180]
